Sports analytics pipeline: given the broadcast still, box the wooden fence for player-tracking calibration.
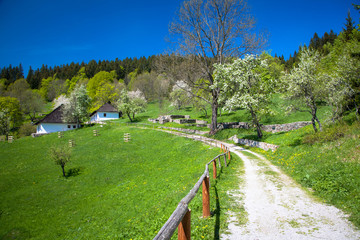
[153,146,231,240]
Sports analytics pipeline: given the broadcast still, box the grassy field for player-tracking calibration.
[0,122,243,239]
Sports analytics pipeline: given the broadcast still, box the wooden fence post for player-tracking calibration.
[228,150,231,161]
[224,154,227,167]
[178,208,191,240]
[58,132,63,138]
[213,160,217,179]
[202,176,210,218]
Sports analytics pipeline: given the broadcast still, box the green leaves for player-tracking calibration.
[0,96,23,137]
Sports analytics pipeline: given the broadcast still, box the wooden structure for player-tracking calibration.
[69,139,75,148]
[153,149,231,240]
[124,133,131,142]
[93,130,98,136]
[58,132,64,138]
[8,136,14,143]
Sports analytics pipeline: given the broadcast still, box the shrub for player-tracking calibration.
[302,123,346,144]
[18,123,36,137]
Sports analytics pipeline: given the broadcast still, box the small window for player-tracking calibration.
[67,125,71,129]
[104,113,107,117]
[73,125,76,128]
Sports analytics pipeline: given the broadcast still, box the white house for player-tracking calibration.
[90,102,121,123]
[36,105,79,134]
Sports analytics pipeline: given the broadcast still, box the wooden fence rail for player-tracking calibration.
[153,150,230,240]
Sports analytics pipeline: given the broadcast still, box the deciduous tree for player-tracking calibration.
[117,89,147,122]
[282,48,324,132]
[214,55,274,138]
[0,97,23,139]
[50,145,71,177]
[166,0,266,134]
[62,85,92,127]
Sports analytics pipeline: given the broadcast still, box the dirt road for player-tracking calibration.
[222,146,360,240]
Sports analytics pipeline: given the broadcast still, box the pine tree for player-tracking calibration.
[343,10,355,41]
[26,66,35,88]
[309,33,321,50]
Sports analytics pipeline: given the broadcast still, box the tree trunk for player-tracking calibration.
[315,115,322,132]
[249,107,263,139]
[127,112,133,122]
[209,90,219,135]
[61,165,66,177]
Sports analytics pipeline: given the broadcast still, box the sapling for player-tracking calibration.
[50,145,72,177]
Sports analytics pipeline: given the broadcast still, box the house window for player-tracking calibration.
[73,125,76,128]
[68,125,71,128]
[104,113,107,117]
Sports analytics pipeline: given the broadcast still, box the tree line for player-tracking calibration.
[1,56,155,90]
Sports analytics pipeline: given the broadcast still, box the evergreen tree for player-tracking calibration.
[26,66,34,88]
[309,32,321,50]
[343,10,355,41]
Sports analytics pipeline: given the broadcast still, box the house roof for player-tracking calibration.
[36,105,76,124]
[90,102,119,117]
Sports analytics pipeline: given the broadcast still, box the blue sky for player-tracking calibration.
[0,0,358,76]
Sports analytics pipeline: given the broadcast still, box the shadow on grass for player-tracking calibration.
[213,185,220,240]
[66,167,84,178]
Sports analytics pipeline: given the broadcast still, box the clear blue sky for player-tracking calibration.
[0,0,358,76]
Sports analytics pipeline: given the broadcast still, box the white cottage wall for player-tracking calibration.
[91,112,119,122]
[37,123,78,134]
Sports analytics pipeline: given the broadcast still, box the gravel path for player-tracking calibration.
[222,145,360,240]
[131,126,360,239]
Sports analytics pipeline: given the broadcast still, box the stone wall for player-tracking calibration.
[218,122,250,129]
[261,121,311,133]
[158,126,207,135]
[218,121,311,133]
[229,135,279,152]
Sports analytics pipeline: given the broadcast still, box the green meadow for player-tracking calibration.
[0,122,243,239]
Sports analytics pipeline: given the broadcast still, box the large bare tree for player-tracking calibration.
[166,0,267,134]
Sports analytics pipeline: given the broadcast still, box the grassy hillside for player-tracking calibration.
[0,122,243,239]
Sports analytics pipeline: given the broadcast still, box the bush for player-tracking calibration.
[302,123,346,144]
[18,123,36,137]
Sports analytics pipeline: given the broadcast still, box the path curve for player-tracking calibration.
[222,145,360,240]
[131,126,360,239]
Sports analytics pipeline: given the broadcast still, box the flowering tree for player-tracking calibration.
[62,85,92,127]
[117,89,147,122]
[214,55,274,138]
[169,80,192,110]
[282,48,323,132]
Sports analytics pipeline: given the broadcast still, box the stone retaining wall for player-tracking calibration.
[261,121,311,133]
[218,121,311,133]
[158,126,207,135]
[229,135,279,152]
